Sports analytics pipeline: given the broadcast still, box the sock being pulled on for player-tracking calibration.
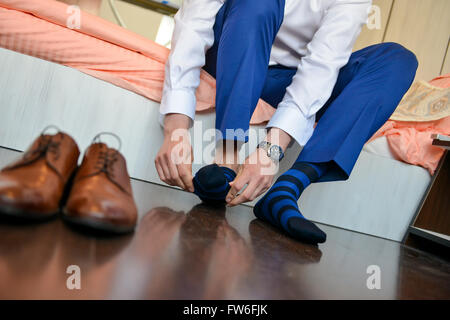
[193,164,236,205]
[253,162,328,244]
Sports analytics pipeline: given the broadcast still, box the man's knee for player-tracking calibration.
[381,42,419,77]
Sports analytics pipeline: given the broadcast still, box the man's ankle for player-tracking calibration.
[215,161,240,173]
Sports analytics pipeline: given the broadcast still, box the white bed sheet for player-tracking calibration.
[363,136,399,161]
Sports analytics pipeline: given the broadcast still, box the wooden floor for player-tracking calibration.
[0,147,448,299]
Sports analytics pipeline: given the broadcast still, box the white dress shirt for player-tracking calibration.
[160,0,371,146]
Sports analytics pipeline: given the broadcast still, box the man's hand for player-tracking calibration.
[225,127,292,206]
[155,114,194,192]
[225,148,275,206]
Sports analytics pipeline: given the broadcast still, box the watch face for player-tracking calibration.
[269,145,281,160]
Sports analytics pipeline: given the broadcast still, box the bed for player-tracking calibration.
[1,0,440,242]
[0,46,432,242]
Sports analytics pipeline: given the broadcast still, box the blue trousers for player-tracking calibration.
[203,0,418,182]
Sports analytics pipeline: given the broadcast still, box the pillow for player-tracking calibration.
[390,80,450,122]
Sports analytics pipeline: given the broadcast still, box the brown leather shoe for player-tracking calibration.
[0,128,80,220]
[62,134,138,234]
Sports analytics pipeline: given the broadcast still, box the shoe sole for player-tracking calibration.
[61,208,135,235]
[0,203,58,223]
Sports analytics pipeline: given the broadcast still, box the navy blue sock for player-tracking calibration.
[193,164,236,205]
[253,162,328,244]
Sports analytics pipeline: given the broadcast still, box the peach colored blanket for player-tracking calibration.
[0,0,274,124]
[370,74,450,175]
[0,0,448,174]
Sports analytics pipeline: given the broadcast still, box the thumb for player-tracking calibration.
[226,175,246,203]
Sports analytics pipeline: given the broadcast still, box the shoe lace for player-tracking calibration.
[6,125,65,180]
[23,126,63,162]
[95,149,119,178]
[91,132,122,179]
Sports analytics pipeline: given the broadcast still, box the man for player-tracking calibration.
[155,0,418,244]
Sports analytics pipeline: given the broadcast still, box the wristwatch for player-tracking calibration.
[257,141,285,162]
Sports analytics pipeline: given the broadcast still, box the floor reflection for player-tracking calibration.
[178,204,253,299]
[0,218,133,299]
[109,204,252,299]
[0,172,448,299]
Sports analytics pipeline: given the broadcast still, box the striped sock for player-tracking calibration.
[253,162,328,244]
[193,164,236,205]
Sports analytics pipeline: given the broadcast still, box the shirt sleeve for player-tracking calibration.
[267,0,371,146]
[160,0,225,126]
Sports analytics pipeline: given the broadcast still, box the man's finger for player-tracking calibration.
[249,181,270,201]
[155,159,166,181]
[178,164,194,192]
[226,175,248,203]
[160,158,172,184]
[228,181,257,206]
[168,160,186,189]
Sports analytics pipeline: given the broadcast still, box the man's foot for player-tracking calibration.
[193,164,237,205]
[253,162,327,244]
[193,141,241,205]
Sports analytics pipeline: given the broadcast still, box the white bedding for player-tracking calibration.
[363,136,399,161]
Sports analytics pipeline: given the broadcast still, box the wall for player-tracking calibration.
[355,0,450,81]
[57,0,102,15]
[99,0,164,41]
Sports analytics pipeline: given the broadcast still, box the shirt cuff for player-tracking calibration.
[159,89,196,127]
[266,102,316,147]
